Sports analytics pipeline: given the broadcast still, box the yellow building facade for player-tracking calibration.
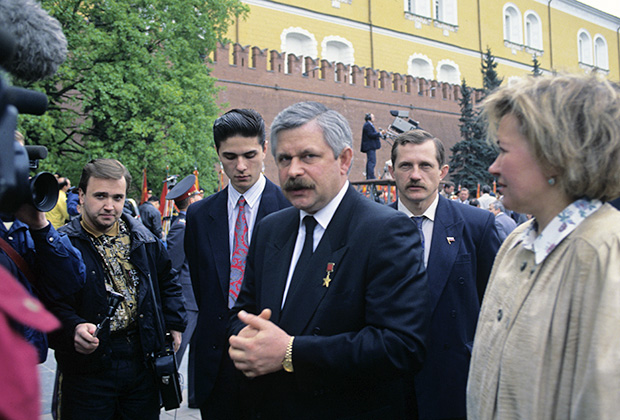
[227,0,620,87]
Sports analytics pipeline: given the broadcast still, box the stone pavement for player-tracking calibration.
[39,349,201,419]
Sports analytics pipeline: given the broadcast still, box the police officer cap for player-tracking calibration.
[166,175,198,202]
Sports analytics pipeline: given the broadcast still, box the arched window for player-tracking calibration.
[594,35,608,69]
[408,54,433,80]
[405,0,430,17]
[322,37,354,66]
[281,28,318,73]
[434,0,457,25]
[322,36,354,82]
[437,60,460,84]
[578,29,592,65]
[503,4,522,44]
[524,11,542,50]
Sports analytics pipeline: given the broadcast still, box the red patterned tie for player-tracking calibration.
[229,196,248,308]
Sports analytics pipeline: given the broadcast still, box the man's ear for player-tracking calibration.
[439,164,449,180]
[339,147,353,175]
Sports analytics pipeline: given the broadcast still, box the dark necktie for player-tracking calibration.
[288,216,317,298]
[412,216,426,255]
[229,196,248,308]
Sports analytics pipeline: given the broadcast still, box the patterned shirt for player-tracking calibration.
[81,218,140,332]
[518,198,602,265]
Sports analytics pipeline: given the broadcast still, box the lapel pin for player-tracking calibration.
[323,262,335,288]
[447,237,455,244]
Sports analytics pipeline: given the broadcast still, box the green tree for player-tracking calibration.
[15,0,247,197]
[481,47,503,93]
[449,79,494,190]
[531,54,543,77]
[449,48,503,190]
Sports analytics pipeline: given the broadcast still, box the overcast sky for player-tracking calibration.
[578,0,620,18]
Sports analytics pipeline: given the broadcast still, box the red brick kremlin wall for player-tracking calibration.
[209,43,480,184]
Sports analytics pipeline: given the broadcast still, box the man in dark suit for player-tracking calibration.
[228,101,430,419]
[164,174,202,406]
[389,130,500,420]
[360,112,385,179]
[184,109,290,418]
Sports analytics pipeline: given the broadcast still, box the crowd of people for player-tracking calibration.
[2,72,620,420]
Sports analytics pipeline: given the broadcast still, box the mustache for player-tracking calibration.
[283,178,316,191]
[406,182,425,189]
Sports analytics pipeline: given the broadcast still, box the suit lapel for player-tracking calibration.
[426,197,463,313]
[278,187,355,334]
[207,188,231,302]
[261,213,298,323]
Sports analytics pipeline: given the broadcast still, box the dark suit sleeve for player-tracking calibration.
[166,219,185,272]
[154,241,187,333]
[475,212,501,302]
[184,204,202,310]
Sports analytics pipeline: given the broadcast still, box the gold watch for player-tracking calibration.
[282,336,295,373]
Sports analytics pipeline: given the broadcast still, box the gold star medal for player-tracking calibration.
[323,262,335,287]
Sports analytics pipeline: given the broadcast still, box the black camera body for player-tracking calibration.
[1,64,58,213]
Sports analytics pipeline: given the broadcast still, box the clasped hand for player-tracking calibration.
[228,309,291,378]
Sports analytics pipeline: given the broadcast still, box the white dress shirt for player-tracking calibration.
[281,181,349,307]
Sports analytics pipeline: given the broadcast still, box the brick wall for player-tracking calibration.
[209,43,479,183]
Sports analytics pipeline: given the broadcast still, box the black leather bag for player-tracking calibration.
[146,271,183,411]
[152,340,182,411]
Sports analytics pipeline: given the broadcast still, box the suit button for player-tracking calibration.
[497,309,503,321]
[139,314,144,319]
[458,277,465,285]
[312,327,321,335]
[212,345,217,350]
[520,261,527,271]
[218,315,223,320]
[450,310,456,318]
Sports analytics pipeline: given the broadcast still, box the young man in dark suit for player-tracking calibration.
[228,101,430,419]
[389,130,501,420]
[184,109,290,418]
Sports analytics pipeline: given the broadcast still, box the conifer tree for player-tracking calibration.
[532,55,543,77]
[449,48,502,190]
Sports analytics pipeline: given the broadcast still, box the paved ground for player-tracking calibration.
[39,349,201,419]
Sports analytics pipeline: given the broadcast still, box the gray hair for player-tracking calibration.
[490,199,506,213]
[270,101,353,159]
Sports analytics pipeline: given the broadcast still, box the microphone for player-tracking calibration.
[1,85,48,115]
[25,146,48,161]
[0,0,67,81]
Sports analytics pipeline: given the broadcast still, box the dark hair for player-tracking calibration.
[481,185,491,194]
[365,113,372,121]
[391,129,446,167]
[58,178,69,190]
[213,108,265,151]
[147,196,159,203]
[79,159,131,193]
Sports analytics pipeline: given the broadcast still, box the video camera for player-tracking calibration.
[385,110,421,139]
[0,35,58,214]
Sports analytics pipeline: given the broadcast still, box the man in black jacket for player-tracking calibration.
[139,195,163,239]
[47,159,187,420]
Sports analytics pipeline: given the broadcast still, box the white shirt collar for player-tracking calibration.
[397,192,439,222]
[299,181,349,230]
[516,198,602,265]
[227,174,266,209]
